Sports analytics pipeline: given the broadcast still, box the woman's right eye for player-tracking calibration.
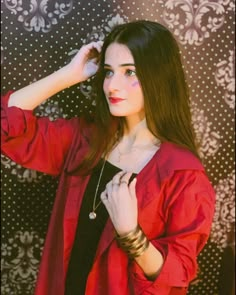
[104,69,113,78]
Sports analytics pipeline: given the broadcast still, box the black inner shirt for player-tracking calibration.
[65,160,122,295]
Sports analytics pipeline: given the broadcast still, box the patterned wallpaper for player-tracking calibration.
[1,1,235,294]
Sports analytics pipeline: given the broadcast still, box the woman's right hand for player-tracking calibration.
[67,41,103,84]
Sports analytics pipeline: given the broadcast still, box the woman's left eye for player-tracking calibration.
[125,69,136,76]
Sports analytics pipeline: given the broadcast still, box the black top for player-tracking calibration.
[65,160,122,295]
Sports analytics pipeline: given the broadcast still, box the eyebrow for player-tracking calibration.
[103,63,135,67]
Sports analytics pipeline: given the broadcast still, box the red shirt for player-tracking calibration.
[1,92,215,295]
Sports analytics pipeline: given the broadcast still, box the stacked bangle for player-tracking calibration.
[116,225,149,259]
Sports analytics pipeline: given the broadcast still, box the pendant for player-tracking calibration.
[89,212,97,219]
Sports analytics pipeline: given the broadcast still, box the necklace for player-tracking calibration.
[89,160,106,220]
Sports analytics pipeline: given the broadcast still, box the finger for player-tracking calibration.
[89,42,100,52]
[86,41,100,49]
[93,41,103,52]
[112,171,127,185]
[100,191,111,214]
[105,181,113,198]
[128,177,137,199]
[76,45,95,64]
[120,172,133,186]
[82,42,101,60]
[100,191,109,204]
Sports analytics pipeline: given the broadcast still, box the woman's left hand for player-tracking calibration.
[100,171,138,236]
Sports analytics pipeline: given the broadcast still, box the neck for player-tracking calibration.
[124,112,145,134]
[122,118,159,147]
[108,118,160,173]
[125,118,147,135]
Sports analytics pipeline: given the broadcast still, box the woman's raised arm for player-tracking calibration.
[8,41,103,110]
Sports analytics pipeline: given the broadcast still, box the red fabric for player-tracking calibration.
[1,92,216,295]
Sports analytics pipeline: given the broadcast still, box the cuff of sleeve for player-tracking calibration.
[152,242,189,286]
[1,91,14,108]
[1,91,35,138]
[129,242,189,289]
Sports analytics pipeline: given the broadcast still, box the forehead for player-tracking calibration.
[104,43,134,64]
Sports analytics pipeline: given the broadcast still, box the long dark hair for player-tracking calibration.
[78,20,199,174]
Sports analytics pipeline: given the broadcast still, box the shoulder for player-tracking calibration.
[155,143,215,203]
[156,142,204,181]
[63,116,96,140]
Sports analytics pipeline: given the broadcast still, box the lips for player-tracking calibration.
[108,97,125,104]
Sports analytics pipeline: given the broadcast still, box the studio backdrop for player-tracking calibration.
[1,1,235,294]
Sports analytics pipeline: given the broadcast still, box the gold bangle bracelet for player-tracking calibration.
[125,232,146,249]
[129,239,150,258]
[118,230,143,247]
[116,224,150,259]
[126,234,147,253]
[116,225,143,248]
[116,225,140,242]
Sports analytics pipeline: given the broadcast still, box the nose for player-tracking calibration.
[106,73,122,93]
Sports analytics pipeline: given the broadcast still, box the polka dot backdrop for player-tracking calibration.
[1,1,235,294]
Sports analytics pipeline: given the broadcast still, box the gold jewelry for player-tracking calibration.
[89,160,106,220]
[116,226,140,241]
[116,225,150,258]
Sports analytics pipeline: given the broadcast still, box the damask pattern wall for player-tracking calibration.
[1,1,235,294]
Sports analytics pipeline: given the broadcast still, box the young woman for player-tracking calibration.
[1,20,215,295]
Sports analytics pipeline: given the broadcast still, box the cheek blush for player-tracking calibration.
[131,80,140,87]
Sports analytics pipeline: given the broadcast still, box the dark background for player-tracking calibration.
[1,0,235,294]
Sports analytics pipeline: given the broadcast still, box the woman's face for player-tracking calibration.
[103,43,145,126]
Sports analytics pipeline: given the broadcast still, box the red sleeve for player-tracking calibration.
[129,170,215,295]
[1,91,81,176]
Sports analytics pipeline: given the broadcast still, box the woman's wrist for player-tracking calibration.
[116,225,150,259]
[57,64,83,88]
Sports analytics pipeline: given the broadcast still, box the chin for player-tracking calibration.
[110,112,126,117]
[109,108,127,117]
